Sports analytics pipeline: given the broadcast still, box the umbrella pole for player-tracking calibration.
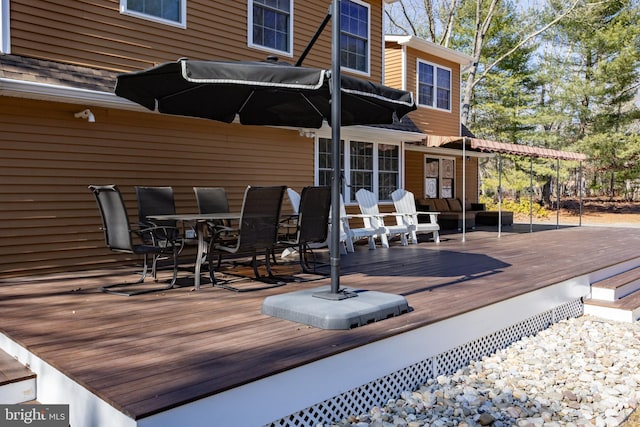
[314,0,353,301]
[330,0,342,296]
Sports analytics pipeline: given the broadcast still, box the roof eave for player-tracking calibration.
[0,77,145,110]
[385,35,474,66]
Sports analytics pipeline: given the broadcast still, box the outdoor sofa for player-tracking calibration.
[415,197,513,230]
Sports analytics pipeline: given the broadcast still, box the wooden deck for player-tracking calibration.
[1,225,640,425]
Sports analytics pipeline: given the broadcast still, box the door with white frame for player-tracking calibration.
[424,155,455,199]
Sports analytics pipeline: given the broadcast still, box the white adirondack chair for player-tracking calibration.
[391,188,440,244]
[337,194,384,251]
[354,189,414,248]
[286,187,301,214]
[327,200,351,254]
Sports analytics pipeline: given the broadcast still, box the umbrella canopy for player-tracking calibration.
[114,58,416,128]
[115,52,417,304]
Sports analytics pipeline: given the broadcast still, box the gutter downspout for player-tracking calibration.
[0,0,10,54]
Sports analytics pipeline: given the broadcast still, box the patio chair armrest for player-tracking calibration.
[136,225,183,248]
[345,213,375,219]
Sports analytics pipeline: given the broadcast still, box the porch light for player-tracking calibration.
[74,109,95,123]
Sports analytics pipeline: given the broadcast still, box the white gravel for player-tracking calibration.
[327,315,640,427]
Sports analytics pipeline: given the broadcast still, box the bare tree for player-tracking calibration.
[386,0,582,125]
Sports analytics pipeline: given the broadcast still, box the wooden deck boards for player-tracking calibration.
[1,225,640,419]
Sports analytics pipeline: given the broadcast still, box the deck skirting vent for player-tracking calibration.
[266,298,583,427]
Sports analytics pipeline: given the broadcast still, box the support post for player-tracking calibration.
[556,158,560,229]
[529,157,533,233]
[462,137,466,242]
[579,161,583,227]
[498,154,503,237]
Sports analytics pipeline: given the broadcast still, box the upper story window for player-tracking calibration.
[341,0,369,75]
[121,0,186,27]
[249,0,293,56]
[417,60,451,111]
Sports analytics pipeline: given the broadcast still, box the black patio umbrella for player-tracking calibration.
[114,58,416,129]
[114,4,417,303]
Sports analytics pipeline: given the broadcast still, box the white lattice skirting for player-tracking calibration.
[267,298,584,427]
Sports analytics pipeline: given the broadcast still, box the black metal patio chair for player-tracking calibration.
[88,185,180,295]
[278,186,331,274]
[209,185,286,291]
[135,186,185,275]
[194,186,238,266]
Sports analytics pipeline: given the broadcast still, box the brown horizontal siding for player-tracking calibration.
[383,45,403,89]
[9,0,385,80]
[458,157,479,203]
[404,150,424,197]
[0,97,314,277]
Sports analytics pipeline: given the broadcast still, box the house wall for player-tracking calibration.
[1,0,390,277]
[385,41,477,206]
[8,0,385,81]
[0,96,313,277]
[404,150,479,204]
[383,44,403,89]
[402,46,461,137]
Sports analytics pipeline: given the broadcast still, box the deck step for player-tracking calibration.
[0,349,36,404]
[584,289,640,323]
[590,266,640,301]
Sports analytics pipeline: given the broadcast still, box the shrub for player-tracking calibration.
[479,195,550,218]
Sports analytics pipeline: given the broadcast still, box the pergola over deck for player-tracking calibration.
[424,135,588,237]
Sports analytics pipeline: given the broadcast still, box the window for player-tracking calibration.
[341,0,369,74]
[350,141,374,197]
[249,0,292,56]
[424,156,455,198]
[121,0,185,27]
[317,138,344,191]
[378,145,400,201]
[317,138,400,203]
[417,60,451,111]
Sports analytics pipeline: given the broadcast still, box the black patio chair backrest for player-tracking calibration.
[193,187,229,215]
[236,186,286,251]
[135,186,180,241]
[88,185,134,253]
[135,186,176,227]
[297,186,331,244]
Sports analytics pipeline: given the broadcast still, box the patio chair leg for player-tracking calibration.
[208,254,218,285]
[100,252,178,296]
[299,243,312,273]
[264,248,275,279]
[367,237,376,250]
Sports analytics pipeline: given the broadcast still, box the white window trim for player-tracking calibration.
[315,136,402,203]
[416,59,452,112]
[341,0,370,77]
[247,0,294,58]
[120,0,187,29]
[0,0,10,54]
